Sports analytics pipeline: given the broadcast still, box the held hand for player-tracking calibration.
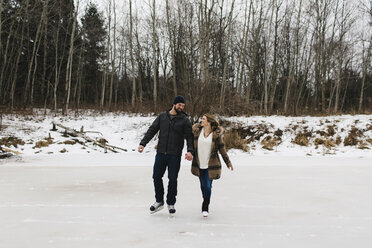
[138,145,144,153]
[185,152,193,161]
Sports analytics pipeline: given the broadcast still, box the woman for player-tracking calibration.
[191,114,233,217]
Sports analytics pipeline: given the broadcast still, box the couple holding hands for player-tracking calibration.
[138,95,233,218]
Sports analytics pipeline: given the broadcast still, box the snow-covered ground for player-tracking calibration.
[1,111,371,157]
[1,112,372,247]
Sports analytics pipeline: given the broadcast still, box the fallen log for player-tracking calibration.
[1,146,22,155]
[52,122,119,153]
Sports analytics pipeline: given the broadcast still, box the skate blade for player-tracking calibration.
[150,205,164,214]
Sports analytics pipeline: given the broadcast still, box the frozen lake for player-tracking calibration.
[1,153,372,248]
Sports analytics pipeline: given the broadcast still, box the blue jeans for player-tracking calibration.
[199,169,213,200]
[152,153,181,205]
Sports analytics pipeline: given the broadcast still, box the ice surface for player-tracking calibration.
[1,153,372,248]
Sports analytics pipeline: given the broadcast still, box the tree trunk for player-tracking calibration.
[24,0,46,108]
[152,0,158,108]
[198,0,215,86]
[219,0,234,109]
[10,0,29,111]
[359,42,371,112]
[129,0,136,108]
[63,0,78,115]
[166,0,177,96]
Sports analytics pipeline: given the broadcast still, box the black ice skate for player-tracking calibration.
[150,201,164,214]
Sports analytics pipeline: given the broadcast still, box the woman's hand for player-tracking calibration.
[185,152,193,161]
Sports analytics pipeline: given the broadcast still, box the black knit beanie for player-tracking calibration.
[173,95,185,105]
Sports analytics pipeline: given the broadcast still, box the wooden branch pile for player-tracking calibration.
[51,122,127,153]
[0,146,20,158]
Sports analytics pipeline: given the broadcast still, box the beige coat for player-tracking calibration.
[191,123,232,179]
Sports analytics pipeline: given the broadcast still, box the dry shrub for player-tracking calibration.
[344,127,364,146]
[292,124,299,131]
[358,141,370,150]
[45,137,53,144]
[292,131,312,146]
[0,137,25,148]
[274,129,283,137]
[367,139,372,145]
[98,138,108,145]
[316,130,327,137]
[64,140,76,145]
[60,148,67,153]
[224,130,248,152]
[324,139,336,149]
[327,125,336,136]
[314,138,325,149]
[261,135,282,151]
[314,137,335,149]
[335,136,342,145]
[367,124,372,131]
[34,140,49,148]
[33,137,53,149]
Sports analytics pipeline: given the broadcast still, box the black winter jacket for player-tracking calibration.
[140,109,194,156]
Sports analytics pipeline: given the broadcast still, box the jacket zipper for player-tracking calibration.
[165,114,171,154]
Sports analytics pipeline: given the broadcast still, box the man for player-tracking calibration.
[138,95,194,215]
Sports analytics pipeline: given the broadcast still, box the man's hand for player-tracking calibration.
[138,145,144,153]
[185,152,193,161]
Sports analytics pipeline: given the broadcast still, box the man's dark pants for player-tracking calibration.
[153,152,181,205]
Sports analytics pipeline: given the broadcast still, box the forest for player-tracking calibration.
[0,0,371,116]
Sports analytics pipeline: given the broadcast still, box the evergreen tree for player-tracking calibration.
[80,2,106,105]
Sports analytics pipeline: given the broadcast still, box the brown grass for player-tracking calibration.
[324,139,336,149]
[33,137,54,149]
[224,130,248,152]
[335,136,342,145]
[292,131,312,146]
[261,135,282,150]
[358,141,370,150]
[367,124,372,131]
[64,140,76,145]
[327,125,336,136]
[98,138,108,145]
[274,129,283,137]
[0,137,25,148]
[33,141,49,148]
[344,127,364,146]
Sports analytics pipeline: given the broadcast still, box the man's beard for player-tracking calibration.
[175,107,182,114]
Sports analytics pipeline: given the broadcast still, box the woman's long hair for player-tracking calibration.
[204,114,220,131]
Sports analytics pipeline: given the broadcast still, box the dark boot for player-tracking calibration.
[202,198,210,212]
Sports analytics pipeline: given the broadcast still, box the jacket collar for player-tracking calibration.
[193,123,223,139]
[166,108,188,118]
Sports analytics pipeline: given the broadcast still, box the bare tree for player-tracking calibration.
[129,0,136,108]
[166,0,177,96]
[151,0,158,108]
[10,0,29,111]
[359,41,371,112]
[219,0,235,109]
[63,0,79,115]
[108,0,117,112]
[198,0,215,86]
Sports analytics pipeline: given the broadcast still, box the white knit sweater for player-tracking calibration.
[197,128,212,169]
